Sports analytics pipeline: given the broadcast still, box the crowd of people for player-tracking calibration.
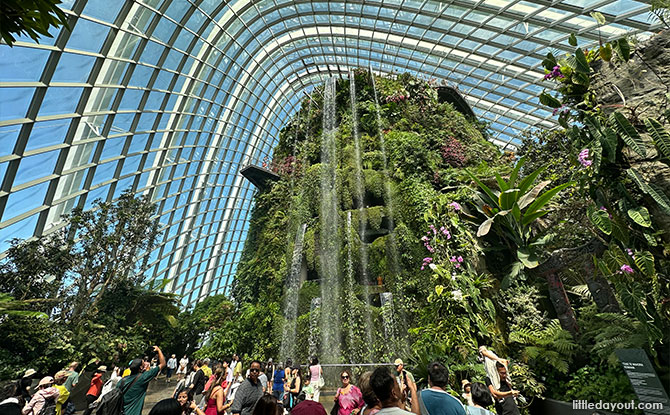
[0,344,522,415]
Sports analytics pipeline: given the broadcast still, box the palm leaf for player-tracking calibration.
[645,118,670,161]
[611,112,646,157]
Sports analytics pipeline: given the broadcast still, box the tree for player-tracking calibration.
[62,190,161,325]
[0,0,70,46]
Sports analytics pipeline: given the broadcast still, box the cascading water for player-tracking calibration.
[344,211,358,360]
[319,77,342,363]
[380,292,397,354]
[309,297,321,359]
[371,68,405,357]
[280,223,307,361]
[349,70,375,359]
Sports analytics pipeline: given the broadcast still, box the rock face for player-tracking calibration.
[591,30,670,236]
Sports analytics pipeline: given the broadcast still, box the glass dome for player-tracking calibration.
[0,0,660,305]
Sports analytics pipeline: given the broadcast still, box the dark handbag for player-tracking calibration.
[330,398,340,415]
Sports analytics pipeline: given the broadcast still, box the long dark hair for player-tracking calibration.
[251,394,281,415]
[148,398,181,415]
[204,368,224,402]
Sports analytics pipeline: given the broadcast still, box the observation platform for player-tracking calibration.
[436,86,476,119]
[240,164,280,190]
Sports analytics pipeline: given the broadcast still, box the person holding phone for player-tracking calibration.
[119,345,166,415]
[177,390,206,415]
[333,370,364,415]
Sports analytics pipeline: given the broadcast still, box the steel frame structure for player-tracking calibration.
[0,0,660,305]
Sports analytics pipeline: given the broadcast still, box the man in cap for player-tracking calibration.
[53,371,70,415]
[118,345,166,415]
[22,376,59,415]
[393,359,415,409]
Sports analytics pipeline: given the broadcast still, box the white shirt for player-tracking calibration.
[180,358,189,368]
[377,407,414,415]
[167,358,177,369]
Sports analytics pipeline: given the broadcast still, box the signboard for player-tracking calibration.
[616,349,670,415]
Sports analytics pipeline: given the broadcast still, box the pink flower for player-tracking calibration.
[449,202,461,211]
[450,256,457,262]
[457,256,463,263]
[620,264,634,274]
[578,149,592,168]
[421,236,429,242]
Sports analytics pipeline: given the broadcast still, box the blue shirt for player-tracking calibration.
[419,388,465,415]
[273,369,285,391]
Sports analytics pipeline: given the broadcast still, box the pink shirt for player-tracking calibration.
[336,386,364,415]
[310,365,321,382]
[23,387,60,415]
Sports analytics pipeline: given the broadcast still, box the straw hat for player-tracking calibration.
[394,358,404,366]
[98,366,107,372]
[23,369,36,378]
[55,371,69,380]
[462,379,472,388]
[38,376,54,387]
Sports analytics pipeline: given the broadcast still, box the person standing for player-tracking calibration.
[167,355,178,384]
[203,371,231,415]
[308,357,323,402]
[417,363,464,415]
[369,367,418,415]
[82,366,106,415]
[22,377,60,415]
[53,372,70,415]
[484,362,520,415]
[230,361,264,415]
[333,370,364,415]
[189,361,206,403]
[392,360,415,410]
[178,356,190,382]
[257,363,268,393]
[264,359,275,394]
[271,364,285,401]
[17,369,36,401]
[119,346,167,415]
[461,380,473,407]
[63,362,80,392]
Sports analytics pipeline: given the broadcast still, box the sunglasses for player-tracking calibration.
[341,375,349,379]
[250,368,260,373]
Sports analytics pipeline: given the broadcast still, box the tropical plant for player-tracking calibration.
[0,0,70,46]
[466,157,572,283]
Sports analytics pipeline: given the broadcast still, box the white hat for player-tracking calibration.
[98,366,107,372]
[23,369,36,378]
[38,376,54,387]
[394,358,403,366]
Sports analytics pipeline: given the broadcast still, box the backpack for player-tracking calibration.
[38,397,57,415]
[91,374,140,415]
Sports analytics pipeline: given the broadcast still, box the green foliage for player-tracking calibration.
[0,191,177,380]
[0,0,70,46]
[563,365,638,409]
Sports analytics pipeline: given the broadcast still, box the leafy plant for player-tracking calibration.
[0,0,70,46]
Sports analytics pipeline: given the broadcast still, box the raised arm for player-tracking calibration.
[153,346,166,370]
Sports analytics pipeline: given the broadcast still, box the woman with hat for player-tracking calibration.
[461,379,474,406]
[17,369,36,401]
[22,376,59,415]
[54,371,70,415]
[82,366,107,415]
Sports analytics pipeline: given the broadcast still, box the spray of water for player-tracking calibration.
[319,77,342,363]
[349,70,375,359]
[280,223,307,361]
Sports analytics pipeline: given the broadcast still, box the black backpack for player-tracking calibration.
[37,397,57,415]
[91,374,140,415]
